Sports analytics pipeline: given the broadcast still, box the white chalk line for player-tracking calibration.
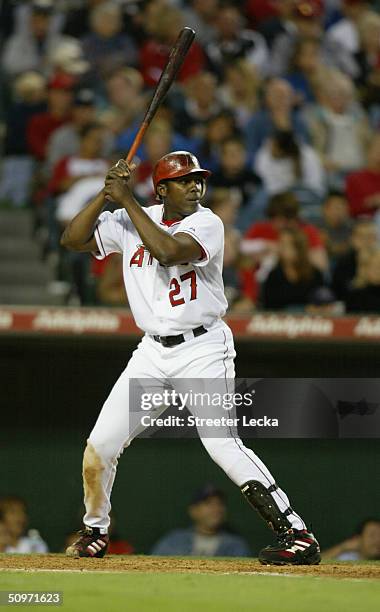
[0,568,378,582]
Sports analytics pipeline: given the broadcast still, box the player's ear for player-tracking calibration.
[157,183,167,199]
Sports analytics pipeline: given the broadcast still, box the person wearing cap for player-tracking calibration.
[151,485,251,557]
[26,74,75,161]
[46,88,114,172]
[2,1,72,77]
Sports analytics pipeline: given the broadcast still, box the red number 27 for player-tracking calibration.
[169,271,197,307]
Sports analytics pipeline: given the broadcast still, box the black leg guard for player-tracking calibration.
[241,480,293,533]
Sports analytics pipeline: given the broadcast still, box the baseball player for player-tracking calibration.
[61,152,320,565]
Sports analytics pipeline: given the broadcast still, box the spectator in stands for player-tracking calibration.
[181,0,219,46]
[137,0,172,41]
[0,71,46,207]
[1,0,69,77]
[332,219,378,300]
[140,5,205,87]
[47,124,109,276]
[174,71,224,139]
[323,518,380,560]
[326,0,371,58]
[26,73,75,162]
[205,2,269,78]
[317,192,353,264]
[151,484,250,557]
[47,88,105,172]
[305,286,343,316]
[209,137,263,209]
[48,122,108,201]
[245,0,283,33]
[305,69,370,189]
[270,0,324,77]
[285,37,327,104]
[261,227,325,311]
[254,128,325,198]
[345,134,380,218]
[133,119,173,204]
[345,247,380,313]
[0,514,11,552]
[208,188,242,307]
[238,192,328,309]
[92,254,127,306]
[197,110,239,172]
[101,67,145,138]
[355,11,380,115]
[255,0,299,48]
[47,39,89,81]
[220,59,260,130]
[116,105,195,170]
[0,496,48,553]
[63,0,117,39]
[244,78,309,157]
[81,1,137,80]
[355,11,380,89]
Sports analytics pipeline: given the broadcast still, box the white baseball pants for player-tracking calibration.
[83,320,305,532]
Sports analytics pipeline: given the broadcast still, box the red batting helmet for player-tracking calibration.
[153,151,211,195]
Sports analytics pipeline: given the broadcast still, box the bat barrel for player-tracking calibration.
[125,27,195,163]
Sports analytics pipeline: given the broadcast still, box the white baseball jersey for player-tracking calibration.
[93,203,228,336]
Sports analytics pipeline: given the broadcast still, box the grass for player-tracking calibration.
[1,570,380,612]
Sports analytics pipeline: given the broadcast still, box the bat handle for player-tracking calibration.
[125,121,148,164]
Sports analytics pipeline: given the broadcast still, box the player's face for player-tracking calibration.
[163,174,205,219]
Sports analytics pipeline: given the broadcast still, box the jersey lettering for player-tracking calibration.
[169,271,197,307]
[130,245,153,267]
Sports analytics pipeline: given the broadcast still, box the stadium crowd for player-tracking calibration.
[1,0,380,313]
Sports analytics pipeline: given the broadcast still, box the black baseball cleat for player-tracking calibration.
[66,527,109,558]
[259,529,321,566]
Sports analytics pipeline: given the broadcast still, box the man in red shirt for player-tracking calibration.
[237,191,328,306]
[27,74,75,161]
[346,134,380,218]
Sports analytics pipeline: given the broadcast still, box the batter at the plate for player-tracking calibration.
[61,151,320,565]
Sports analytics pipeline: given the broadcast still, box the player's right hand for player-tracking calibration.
[104,160,137,202]
[106,159,137,182]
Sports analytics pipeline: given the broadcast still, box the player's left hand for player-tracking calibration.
[104,159,136,202]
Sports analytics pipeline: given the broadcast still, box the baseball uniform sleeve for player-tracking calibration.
[93,209,128,260]
[174,212,224,267]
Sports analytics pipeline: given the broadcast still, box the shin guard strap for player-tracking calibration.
[241,480,293,533]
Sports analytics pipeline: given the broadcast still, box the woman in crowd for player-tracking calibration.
[261,227,325,311]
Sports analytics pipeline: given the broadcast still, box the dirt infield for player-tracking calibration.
[0,555,379,580]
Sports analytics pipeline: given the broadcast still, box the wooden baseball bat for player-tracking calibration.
[125,27,195,163]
